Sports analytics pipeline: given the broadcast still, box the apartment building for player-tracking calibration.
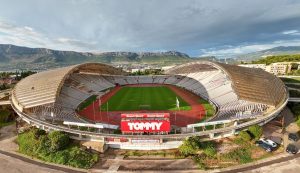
[239,62,300,75]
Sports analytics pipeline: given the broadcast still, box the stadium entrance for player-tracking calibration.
[121,113,170,135]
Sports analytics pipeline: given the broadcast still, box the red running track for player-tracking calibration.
[78,84,205,127]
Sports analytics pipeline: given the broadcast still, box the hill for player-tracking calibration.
[237,46,300,61]
[0,44,192,70]
[251,54,300,65]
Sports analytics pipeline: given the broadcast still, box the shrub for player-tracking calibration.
[32,128,46,139]
[192,155,206,169]
[222,148,252,164]
[179,141,196,156]
[233,137,246,145]
[200,141,217,157]
[36,135,51,156]
[248,125,263,140]
[203,145,217,157]
[239,131,252,141]
[179,138,218,158]
[179,136,200,156]
[0,110,11,123]
[18,128,98,169]
[296,118,300,128]
[48,131,70,152]
[17,129,40,156]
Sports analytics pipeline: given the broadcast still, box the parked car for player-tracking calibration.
[255,140,273,152]
[260,138,278,148]
[288,133,299,142]
[286,144,298,154]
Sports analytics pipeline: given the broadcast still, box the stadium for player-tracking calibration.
[11,61,288,150]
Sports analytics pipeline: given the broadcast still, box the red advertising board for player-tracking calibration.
[121,120,170,132]
[121,113,169,118]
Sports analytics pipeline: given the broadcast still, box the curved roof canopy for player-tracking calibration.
[165,61,287,106]
[13,61,287,110]
[13,63,126,109]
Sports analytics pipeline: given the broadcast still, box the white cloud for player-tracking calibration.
[282,30,299,35]
[282,30,300,35]
[24,26,33,31]
[0,0,300,55]
[0,20,97,51]
[200,39,300,57]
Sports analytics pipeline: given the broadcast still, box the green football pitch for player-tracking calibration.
[100,86,191,111]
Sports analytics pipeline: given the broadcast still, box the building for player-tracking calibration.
[239,64,266,71]
[239,62,300,75]
[161,65,175,71]
[265,63,292,75]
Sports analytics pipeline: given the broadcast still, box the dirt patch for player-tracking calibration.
[118,159,198,170]
[251,147,268,159]
[217,142,240,154]
[0,124,18,152]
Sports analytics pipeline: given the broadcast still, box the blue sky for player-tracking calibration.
[0,0,300,57]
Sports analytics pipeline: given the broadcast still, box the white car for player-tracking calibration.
[260,138,278,148]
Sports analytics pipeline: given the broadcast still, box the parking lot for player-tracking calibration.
[262,107,300,154]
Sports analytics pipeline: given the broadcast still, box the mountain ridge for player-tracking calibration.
[0,44,192,68]
[236,46,300,61]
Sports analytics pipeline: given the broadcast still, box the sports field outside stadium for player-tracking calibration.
[100,86,191,111]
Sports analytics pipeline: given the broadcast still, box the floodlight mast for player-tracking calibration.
[97,95,102,121]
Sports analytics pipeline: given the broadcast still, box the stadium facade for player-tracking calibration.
[11,61,288,150]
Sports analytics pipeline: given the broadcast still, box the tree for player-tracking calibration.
[0,109,11,123]
[31,128,46,139]
[239,131,252,141]
[37,135,51,155]
[248,125,263,140]
[179,136,200,156]
[48,131,70,152]
[291,63,299,70]
[18,128,98,169]
[296,118,300,128]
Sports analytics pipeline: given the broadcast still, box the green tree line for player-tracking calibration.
[252,54,300,65]
[18,128,99,169]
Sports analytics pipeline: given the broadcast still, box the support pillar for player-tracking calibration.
[231,129,236,135]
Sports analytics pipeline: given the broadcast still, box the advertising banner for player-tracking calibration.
[121,113,170,118]
[121,120,170,132]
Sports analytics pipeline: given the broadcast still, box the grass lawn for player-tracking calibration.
[100,86,191,111]
[281,77,300,83]
[199,98,215,120]
[286,83,300,89]
[0,121,15,128]
[78,95,97,111]
[289,90,300,97]
[0,109,14,128]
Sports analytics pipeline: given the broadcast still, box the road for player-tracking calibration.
[219,153,300,173]
[0,150,85,173]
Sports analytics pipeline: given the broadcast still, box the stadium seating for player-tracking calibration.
[28,102,86,123]
[11,62,287,143]
[43,68,273,123]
